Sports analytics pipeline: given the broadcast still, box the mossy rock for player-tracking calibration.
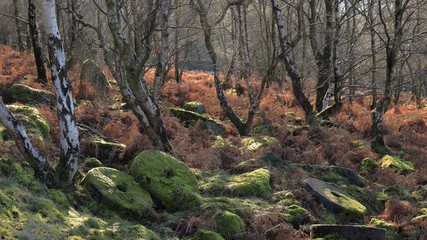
[240,136,278,151]
[359,157,379,174]
[129,150,201,211]
[371,143,390,155]
[88,138,126,164]
[377,184,411,202]
[311,224,386,240]
[4,104,50,140]
[212,211,245,239]
[380,155,415,174]
[116,224,161,240]
[284,204,310,226]
[296,164,363,187]
[81,167,153,219]
[182,101,206,114]
[253,124,277,134]
[227,168,272,199]
[341,185,384,215]
[305,178,367,220]
[202,196,269,215]
[2,84,56,106]
[83,157,104,172]
[200,169,272,199]
[368,218,398,240]
[80,59,112,94]
[168,108,226,136]
[193,230,225,240]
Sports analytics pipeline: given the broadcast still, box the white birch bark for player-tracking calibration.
[41,0,79,183]
[0,100,51,185]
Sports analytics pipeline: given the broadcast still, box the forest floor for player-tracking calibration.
[1,44,427,239]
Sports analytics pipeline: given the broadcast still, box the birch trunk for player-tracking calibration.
[13,0,25,52]
[153,0,172,103]
[0,100,52,186]
[41,0,80,184]
[271,0,314,120]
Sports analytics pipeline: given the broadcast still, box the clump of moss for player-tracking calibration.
[227,168,272,199]
[6,104,51,140]
[324,189,367,217]
[83,157,103,172]
[47,189,69,207]
[81,167,153,219]
[129,150,200,211]
[283,204,310,226]
[212,211,245,239]
[240,136,278,151]
[380,155,415,174]
[369,218,398,240]
[371,143,390,155]
[194,230,225,240]
[182,101,206,114]
[2,84,56,106]
[359,157,379,174]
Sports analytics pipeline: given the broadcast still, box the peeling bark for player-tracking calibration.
[41,0,79,184]
[0,100,52,186]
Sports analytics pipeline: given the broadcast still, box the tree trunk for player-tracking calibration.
[0,100,52,186]
[271,0,314,120]
[28,0,48,84]
[153,0,172,103]
[369,0,377,109]
[13,0,25,52]
[41,0,80,184]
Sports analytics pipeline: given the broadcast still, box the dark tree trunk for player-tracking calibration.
[28,0,48,84]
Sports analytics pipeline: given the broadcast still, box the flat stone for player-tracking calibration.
[310,224,386,240]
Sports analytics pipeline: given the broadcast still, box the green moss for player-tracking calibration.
[182,101,206,114]
[380,155,415,174]
[168,108,226,136]
[6,104,51,140]
[202,196,269,215]
[253,124,277,134]
[81,167,153,219]
[341,185,384,215]
[369,218,398,240]
[212,211,245,239]
[283,204,310,225]
[323,213,338,224]
[378,185,410,202]
[359,157,379,174]
[47,189,69,207]
[324,189,367,217]
[240,136,278,151]
[83,157,104,172]
[194,230,225,240]
[0,158,46,191]
[84,217,101,229]
[273,191,300,206]
[3,84,56,106]
[116,224,160,240]
[227,168,272,199]
[129,150,200,211]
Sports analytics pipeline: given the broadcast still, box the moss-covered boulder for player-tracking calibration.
[227,168,272,198]
[296,164,363,187]
[212,211,245,239]
[311,224,386,240]
[116,224,161,240]
[80,133,126,164]
[240,136,278,151]
[305,178,367,220]
[284,204,310,226]
[2,104,50,141]
[81,167,153,219]
[168,108,226,136]
[380,155,415,174]
[80,59,111,94]
[83,157,103,173]
[193,230,225,240]
[129,150,201,211]
[359,157,379,174]
[200,168,272,199]
[2,84,56,106]
[182,101,206,114]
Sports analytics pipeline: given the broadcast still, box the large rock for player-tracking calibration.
[182,101,206,114]
[2,84,56,106]
[2,104,50,141]
[239,136,278,152]
[80,59,111,94]
[311,224,386,240]
[129,150,201,211]
[201,168,272,199]
[193,230,225,240]
[305,178,367,219]
[81,167,153,219]
[168,108,226,136]
[212,211,245,239]
[297,164,363,187]
[380,155,415,174]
